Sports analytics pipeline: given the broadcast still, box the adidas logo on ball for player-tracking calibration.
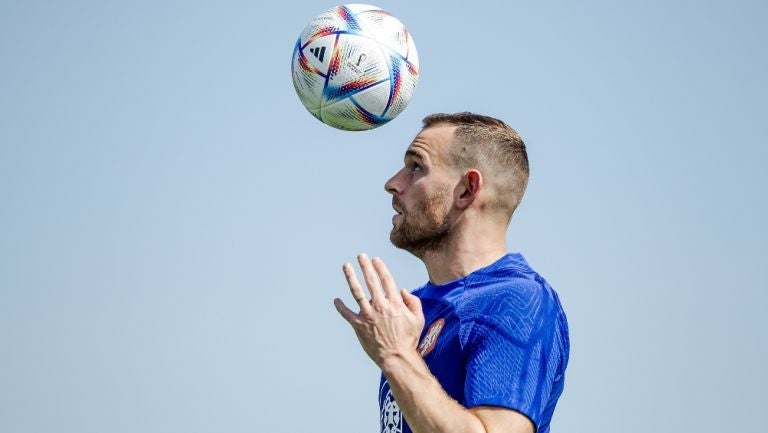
[308,46,326,62]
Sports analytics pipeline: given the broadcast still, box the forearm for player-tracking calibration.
[381,351,487,433]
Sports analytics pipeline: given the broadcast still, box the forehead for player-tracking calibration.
[406,125,457,162]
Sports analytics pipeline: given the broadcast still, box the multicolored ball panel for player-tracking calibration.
[291,3,419,131]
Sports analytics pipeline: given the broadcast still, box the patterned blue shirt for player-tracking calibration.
[379,253,569,433]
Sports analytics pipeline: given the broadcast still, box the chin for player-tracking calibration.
[389,229,400,246]
[389,229,406,250]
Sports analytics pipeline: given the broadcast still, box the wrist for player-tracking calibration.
[380,350,423,376]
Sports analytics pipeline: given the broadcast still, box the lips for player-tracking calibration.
[392,200,404,225]
[392,199,404,215]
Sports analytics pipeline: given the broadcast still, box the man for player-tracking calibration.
[334,113,569,433]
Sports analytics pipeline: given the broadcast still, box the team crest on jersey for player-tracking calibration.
[417,318,445,357]
[380,386,402,433]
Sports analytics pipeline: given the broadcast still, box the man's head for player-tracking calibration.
[385,112,529,257]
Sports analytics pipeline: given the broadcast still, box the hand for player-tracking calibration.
[334,254,425,367]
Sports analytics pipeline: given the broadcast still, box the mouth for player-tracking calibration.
[392,203,403,224]
[392,201,404,215]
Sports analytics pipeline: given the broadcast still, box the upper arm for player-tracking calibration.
[461,283,568,432]
[470,406,535,433]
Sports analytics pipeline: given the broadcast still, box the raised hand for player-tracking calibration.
[334,254,425,367]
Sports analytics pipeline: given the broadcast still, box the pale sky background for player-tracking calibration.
[1,0,766,432]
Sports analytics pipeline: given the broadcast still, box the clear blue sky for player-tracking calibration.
[1,1,766,432]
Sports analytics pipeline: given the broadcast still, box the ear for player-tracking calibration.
[456,169,482,210]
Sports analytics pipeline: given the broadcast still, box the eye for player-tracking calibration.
[410,162,422,172]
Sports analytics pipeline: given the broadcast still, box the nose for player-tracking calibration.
[384,169,404,196]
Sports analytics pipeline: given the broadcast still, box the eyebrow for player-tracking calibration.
[405,149,425,160]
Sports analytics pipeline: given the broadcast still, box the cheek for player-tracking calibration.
[405,183,429,206]
[403,174,450,207]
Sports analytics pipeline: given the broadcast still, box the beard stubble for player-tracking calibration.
[390,185,452,257]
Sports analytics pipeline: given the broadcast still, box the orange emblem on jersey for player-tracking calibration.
[417,318,445,357]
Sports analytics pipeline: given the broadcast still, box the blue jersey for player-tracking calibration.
[378,253,569,433]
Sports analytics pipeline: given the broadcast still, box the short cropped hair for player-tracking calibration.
[422,112,529,219]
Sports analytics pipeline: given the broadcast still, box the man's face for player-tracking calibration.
[384,125,457,256]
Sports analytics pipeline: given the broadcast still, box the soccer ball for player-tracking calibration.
[291,4,419,131]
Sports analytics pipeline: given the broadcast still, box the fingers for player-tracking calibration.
[401,289,422,315]
[341,254,399,311]
[372,257,400,301]
[333,298,359,324]
[357,254,386,302]
[343,262,371,313]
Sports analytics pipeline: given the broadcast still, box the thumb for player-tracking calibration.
[401,289,422,315]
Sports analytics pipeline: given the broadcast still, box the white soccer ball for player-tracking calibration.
[291,4,419,131]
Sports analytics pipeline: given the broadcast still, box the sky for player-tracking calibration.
[1,0,766,432]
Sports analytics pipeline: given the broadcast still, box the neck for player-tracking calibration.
[418,221,508,285]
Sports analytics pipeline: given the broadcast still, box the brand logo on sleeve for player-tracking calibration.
[417,318,445,357]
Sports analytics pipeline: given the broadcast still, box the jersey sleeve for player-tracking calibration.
[462,284,567,429]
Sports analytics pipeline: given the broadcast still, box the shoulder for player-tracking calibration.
[457,259,566,346]
[461,270,560,320]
